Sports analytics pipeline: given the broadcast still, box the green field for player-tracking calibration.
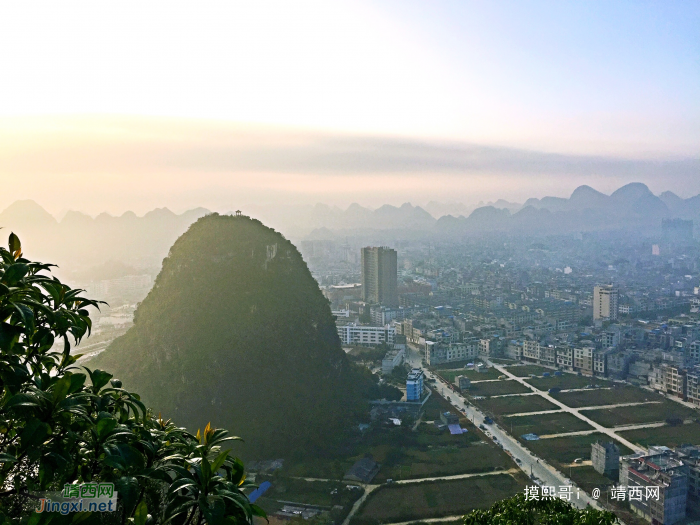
[618,422,700,448]
[567,466,615,492]
[581,400,698,428]
[438,367,502,382]
[522,433,633,471]
[504,365,553,377]
[475,394,559,416]
[423,389,461,420]
[467,380,532,397]
[525,374,611,391]
[352,473,528,525]
[254,478,348,513]
[551,386,662,408]
[376,425,516,482]
[504,411,594,438]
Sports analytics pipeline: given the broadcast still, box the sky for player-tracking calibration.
[0,1,698,215]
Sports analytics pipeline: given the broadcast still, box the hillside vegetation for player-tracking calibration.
[93,214,376,457]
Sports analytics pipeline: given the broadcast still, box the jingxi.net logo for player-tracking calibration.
[35,483,118,515]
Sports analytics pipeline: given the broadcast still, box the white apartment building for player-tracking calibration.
[426,341,478,365]
[594,285,619,321]
[337,323,395,347]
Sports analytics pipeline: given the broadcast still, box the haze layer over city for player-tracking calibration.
[1,2,699,525]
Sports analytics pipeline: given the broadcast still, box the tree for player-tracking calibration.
[463,493,618,525]
[0,234,264,524]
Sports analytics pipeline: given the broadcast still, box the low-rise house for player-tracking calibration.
[344,457,380,484]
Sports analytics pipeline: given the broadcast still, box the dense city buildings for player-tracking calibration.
[362,246,398,307]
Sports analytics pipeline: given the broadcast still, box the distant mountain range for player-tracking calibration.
[0,200,210,280]
[1,182,697,276]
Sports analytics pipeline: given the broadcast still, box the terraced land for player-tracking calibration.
[474,394,559,416]
[352,473,528,525]
[551,385,663,408]
[581,400,699,428]
[504,411,594,438]
[525,374,611,391]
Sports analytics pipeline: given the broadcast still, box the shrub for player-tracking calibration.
[0,234,263,524]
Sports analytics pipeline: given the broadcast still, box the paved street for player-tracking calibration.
[491,362,645,453]
[405,346,602,511]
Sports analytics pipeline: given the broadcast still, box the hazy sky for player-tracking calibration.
[1,1,698,215]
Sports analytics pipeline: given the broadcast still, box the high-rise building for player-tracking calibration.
[361,246,398,306]
[594,285,619,321]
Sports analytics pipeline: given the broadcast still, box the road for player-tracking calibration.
[405,346,602,511]
[491,362,644,453]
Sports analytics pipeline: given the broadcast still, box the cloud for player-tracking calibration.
[0,116,698,214]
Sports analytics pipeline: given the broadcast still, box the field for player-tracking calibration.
[581,400,699,428]
[376,424,516,482]
[504,411,594,438]
[525,374,611,391]
[352,473,528,525]
[567,466,615,492]
[254,478,347,513]
[504,365,553,377]
[285,388,517,484]
[467,380,532,397]
[551,386,662,408]
[475,394,559,416]
[522,433,633,470]
[423,389,461,420]
[438,367,502,382]
[618,422,700,448]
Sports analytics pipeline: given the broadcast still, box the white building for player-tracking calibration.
[381,348,405,374]
[594,285,619,321]
[425,341,478,365]
[336,323,395,347]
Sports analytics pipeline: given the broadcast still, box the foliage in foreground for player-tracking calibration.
[463,493,618,525]
[0,234,263,524]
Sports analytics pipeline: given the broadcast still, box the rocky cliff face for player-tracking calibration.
[92,213,360,457]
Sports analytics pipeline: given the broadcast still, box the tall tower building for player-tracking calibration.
[361,246,398,306]
[594,285,619,321]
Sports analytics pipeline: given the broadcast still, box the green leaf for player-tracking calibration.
[114,477,140,519]
[133,500,148,525]
[95,417,118,439]
[85,368,113,393]
[5,392,41,408]
[0,453,17,463]
[8,232,21,255]
[3,263,29,285]
[68,373,87,394]
[210,449,231,475]
[52,374,73,404]
[13,302,35,332]
[19,419,51,449]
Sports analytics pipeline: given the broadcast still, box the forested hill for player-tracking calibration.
[91,213,368,457]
